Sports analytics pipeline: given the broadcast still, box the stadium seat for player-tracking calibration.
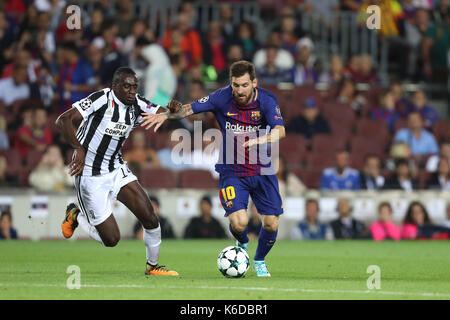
[25,150,45,170]
[0,149,22,176]
[293,168,323,189]
[355,118,391,145]
[432,120,450,143]
[279,134,308,168]
[350,136,384,158]
[322,101,356,128]
[418,171,431,190]
[138,168,177,189]
[311,134,348,155]
[305,152,336,170]
[179,169,218,189]
[328,119,352,141]
[293,86,323,107]
[393,119,409,132]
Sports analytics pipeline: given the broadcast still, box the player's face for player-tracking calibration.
[114,74,138,105]
[231,73,257,106]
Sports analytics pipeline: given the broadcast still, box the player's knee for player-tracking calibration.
[103,234,120,247]
[141,212,159,230]
[262,221,278,233]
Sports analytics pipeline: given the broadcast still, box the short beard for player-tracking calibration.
[233,92,252,106]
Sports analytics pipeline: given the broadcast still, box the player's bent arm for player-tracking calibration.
[260,125,286,144]
[55,107,85,150]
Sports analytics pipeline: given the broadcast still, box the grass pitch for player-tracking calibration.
[0,239,449,300]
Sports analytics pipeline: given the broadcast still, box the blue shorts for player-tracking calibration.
[218,174,284,217]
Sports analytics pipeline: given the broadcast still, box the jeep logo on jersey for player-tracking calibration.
[80,98,92,110]
[104,122,130,137]
[225,121,261,133]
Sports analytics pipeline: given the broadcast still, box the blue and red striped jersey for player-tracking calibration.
[191,85,284,177]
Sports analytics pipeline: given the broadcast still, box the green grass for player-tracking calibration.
[0,239,449,300]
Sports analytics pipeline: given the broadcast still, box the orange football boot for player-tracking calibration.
[62,203,80,239]
[145,263,179,276]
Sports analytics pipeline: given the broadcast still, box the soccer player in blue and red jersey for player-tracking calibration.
[141,61,286,277]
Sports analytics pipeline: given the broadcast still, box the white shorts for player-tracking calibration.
[74,163,137,226]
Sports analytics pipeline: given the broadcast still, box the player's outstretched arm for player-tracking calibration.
[55,108,86,176]
[141,103,194,132]
[242,125,286,149]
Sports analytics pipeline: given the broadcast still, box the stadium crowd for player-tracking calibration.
[0,0,449,240]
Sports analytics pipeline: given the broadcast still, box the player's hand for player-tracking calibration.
[140,113,168,132]
[69,147,86,176]
[167,99,182,114]
[242,138,260,149]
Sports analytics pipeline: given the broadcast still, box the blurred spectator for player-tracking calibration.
[369,202,401,241]
[304,0,339,23]
[184,196,226,239]
[58,42,96,111]
[14,107,49,160]
[234,21,259,62]
[340,0,364,11]
[162,12,203,68]
[202,21,227,74]
[389,80,410,117]
[28,145,73,192]
[430,0,449,25]
[441,202,450,229]
[320,150,361,191]
[385,142,419,174]
[291,199,333,240]
[217,44,243,84]
[277,15,300,55]
[123,131,160,174]
[422,10,449,83]
[404,8,431,80]
[330,198,368,239]
[426,140,450,172]
[405,90,440,129]
[134,195,175,239]
[96,19,125,86]
[112,0,138,39]
[189,139,220,179]
[81,8,104,44]
[121,20,154,57]
[393,111,439,157]
[359,0,404,38]
[359,154,385,190]
[400,201,449,239]
[0,116,9,150]
[0,155,18,187]
[289,38,318,85]
[286,97,331,138]
[350,54,378,84]
[256,45,292,85]
[219,3,234,43]
[157,130,191,171]
[383,158,419,191]
[0,64,30,107]
[253,35,294,70]
[335,77,367,115]
[370,89,400,132]
[0,210,18,240]
[275,156,306,198]
[426,156,450,190]
[247,202,262,240]
[318,55,345,87]
[141,42,177,106]
[1,48,37,82]
[36,66,55,108]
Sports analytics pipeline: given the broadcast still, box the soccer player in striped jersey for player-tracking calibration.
[56,67,179,276]
[141,61,286,277]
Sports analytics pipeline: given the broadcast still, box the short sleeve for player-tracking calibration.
[73,89,108,120]
[135,94,161,124]
[191,89,221,114]
[262,96,284,128]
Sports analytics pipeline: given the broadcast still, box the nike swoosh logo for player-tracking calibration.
[227,112,238,116]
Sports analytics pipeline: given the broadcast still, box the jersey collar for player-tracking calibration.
[111,89,131,108]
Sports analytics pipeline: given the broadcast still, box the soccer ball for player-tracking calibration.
[217,246,250,278]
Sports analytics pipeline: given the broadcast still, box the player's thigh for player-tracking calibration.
[249,175,283,217]
[117,180,158,229]
[95,214,121,247]
[219,175,250,218]
[227,209,249,232]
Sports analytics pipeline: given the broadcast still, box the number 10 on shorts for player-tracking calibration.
[221,186,235,209]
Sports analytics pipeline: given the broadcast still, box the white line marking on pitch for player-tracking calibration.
[1,283,450,298]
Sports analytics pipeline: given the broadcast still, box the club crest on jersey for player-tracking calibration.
[225,201,233,209]
[198,96,209,103]
[251,110,261,121]
[80,98,92,110]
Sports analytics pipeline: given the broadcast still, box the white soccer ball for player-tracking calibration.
[217,246,250,278]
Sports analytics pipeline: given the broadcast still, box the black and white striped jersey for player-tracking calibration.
[73,88,161,176]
